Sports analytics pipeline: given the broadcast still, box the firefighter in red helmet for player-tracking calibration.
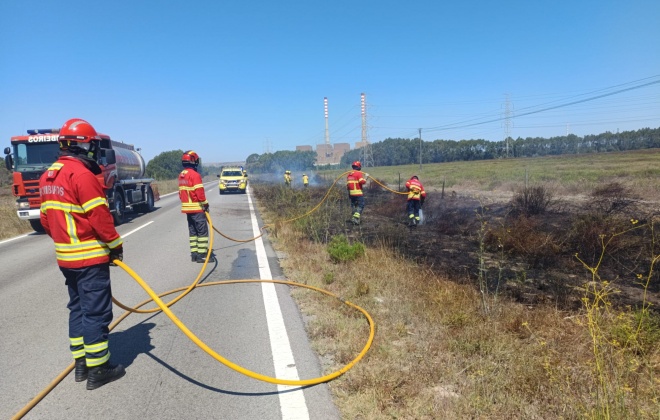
[179,150,210,263]
[39,118,126,390]
[405,175,427,227]
[346,161,369,225]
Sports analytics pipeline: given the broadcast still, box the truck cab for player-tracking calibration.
[5,128,158,232]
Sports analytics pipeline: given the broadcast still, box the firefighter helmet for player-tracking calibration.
[182,150,200,168]
[58,118,100,155]
[351,161,362,170]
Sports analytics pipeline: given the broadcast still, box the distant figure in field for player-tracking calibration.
[346,161,369,225]
[405,175,426,227]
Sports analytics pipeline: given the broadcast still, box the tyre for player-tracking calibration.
[140,186,155,213]
[113,191,125,225]
[29,219,46,233]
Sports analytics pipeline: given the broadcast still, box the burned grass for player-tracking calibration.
[252,179,660,419]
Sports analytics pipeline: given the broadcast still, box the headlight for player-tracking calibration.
[17,202,30,209]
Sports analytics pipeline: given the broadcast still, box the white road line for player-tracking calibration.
[0,233,31,245]
[121,221,154,238]
[247,190,310,420]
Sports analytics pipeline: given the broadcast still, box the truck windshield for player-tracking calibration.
[223,171,243,177]
[12,143,60,172]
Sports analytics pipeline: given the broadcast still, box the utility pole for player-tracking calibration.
[419,128,422,171]
[503,93,512,158]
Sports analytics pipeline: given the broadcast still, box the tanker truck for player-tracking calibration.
[4,128,159,232]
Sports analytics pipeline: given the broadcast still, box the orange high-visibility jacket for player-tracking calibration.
[178,168,208,213]
[347,170,366,196]
[39,156,122,268]
[405,178,427,201]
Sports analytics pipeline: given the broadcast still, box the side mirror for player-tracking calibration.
[3,147,10,155]
[101,149,116,165]
[5,154,13,171]
[216,174,220,178]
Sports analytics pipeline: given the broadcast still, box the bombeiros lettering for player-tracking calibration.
[28,135,59,143]
[40,185,65,196]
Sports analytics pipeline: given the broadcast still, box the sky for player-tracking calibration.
[1,0,659,164]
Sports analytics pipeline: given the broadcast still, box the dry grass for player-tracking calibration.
[254,181,660,419]
[0,192,32,240]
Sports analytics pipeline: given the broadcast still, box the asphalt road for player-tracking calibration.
[0,182,339,420]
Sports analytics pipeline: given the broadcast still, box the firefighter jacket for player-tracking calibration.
[178,168,208,213]
[39,156,123,269]
[347,170,366,196]
[405,178,427,201]
[302,175,309,185]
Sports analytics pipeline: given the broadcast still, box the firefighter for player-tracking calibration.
[39,118,126,390]
[179,150,210,263]
[347,161,369,225]
[284,170,292,186]
[405,175,427,227]
[302,173,309,187]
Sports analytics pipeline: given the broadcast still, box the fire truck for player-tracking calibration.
[4,128,159,232]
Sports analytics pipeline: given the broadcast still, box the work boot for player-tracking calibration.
[74,357,88,382]
[86,362,126,390]
[191,252,197,262]
[195,253,207,263]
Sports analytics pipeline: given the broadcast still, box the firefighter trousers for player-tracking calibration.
[62,263,113,367]
[186,212,209,255]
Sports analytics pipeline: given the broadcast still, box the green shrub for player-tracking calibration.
[327,234,365,263]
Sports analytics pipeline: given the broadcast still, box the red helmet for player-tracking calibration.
[182,150,200,167]
[352,161,362,170]
[58,118,100,154]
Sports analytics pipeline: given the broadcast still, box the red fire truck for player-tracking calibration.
[4,128,159,232]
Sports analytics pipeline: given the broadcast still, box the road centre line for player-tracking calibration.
[121,220,154,238]
[247,190,310,420]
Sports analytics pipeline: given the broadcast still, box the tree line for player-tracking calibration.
[7,126,654,186]
[341,127,660,167]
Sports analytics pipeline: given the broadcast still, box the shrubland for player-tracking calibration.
[252,149,660,419]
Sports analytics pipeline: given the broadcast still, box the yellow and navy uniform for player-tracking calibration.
[405,177,427,224]
[178,168,209,258]
[39,155,121,367]
[346,170,367,222]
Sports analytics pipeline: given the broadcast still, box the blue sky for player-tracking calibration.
[1,0,659,164]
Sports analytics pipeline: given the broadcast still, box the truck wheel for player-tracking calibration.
[113,192,125,225]
[141,186,155,213]
[29,219,46,233]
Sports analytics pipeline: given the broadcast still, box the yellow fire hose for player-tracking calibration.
[13,196,375,419]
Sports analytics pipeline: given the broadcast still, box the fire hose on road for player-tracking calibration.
[13,191,375,419]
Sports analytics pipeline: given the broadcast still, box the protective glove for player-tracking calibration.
[203,203,210,213]
[109,245,123,266]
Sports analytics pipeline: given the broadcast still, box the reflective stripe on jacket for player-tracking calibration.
[347,170,366,196]
[39,156,122,268]
[178,169,208,213]
[405,178,427,201]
